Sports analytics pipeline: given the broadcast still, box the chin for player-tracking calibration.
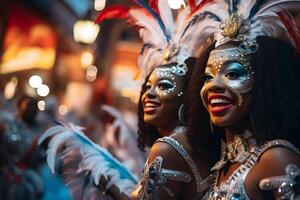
[144,115,160,126]
[210,115,234,127]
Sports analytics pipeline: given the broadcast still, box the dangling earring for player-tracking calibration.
[210,119,214,135]
[178,104,185,125]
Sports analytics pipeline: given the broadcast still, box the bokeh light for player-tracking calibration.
[37,84,50,97]
[29,75,43,88]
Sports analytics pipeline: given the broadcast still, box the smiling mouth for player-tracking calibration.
[143,101,161,114]
[208,95,233,114]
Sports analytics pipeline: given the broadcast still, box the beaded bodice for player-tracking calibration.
[208,140,300,200]
[134,136,214,200]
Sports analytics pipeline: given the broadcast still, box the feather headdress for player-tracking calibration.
[187,0,300,52]
[95,0,215,77]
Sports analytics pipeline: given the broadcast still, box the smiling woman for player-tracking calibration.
[200,43,254,127]
[137,62,189,149]
[186,0,300,199]
[130,53,217,199]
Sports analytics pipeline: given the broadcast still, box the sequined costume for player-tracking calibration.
[260,164,300,200]
[133,136,215,200]
[208,140,300,200]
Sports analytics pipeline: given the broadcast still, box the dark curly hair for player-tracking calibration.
[187,36,300,159]
[186,43,221,165]
[137,58,195,151]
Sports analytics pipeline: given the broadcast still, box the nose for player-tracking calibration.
[144,86,156,99]
[208,79,225,93]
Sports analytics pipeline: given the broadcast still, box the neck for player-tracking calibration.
[224,117,252,142]
[157,121,179,137]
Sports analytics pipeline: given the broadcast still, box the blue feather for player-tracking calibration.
[71,128,137,182]
[133,0,170,42]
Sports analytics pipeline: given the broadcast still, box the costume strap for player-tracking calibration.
[138,156,191,200]
[255,139,300,161]
[156,137,207,196]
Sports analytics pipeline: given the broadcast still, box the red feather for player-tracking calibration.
[278,11,300,54]
[188,0,196,12]
[95,5,130,24]
[149,0,159,15]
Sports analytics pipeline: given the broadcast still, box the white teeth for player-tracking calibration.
[145,102,159,107]
[210,98,231,104]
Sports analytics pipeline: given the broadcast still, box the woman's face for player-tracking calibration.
[142,66,184,128]
[200,46,254,127]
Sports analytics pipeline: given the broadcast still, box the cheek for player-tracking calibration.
[226,75,254,94]
[159,92,180,103]
[157,86,179,101]
[240,93,252,112]
[141,93,147,107]
[200,85,209,109]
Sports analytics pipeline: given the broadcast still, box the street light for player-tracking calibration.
[73,20,100,44]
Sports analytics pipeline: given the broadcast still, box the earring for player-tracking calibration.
[178,104,185,125]
[210,119,214,135]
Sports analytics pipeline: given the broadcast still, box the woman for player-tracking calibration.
[41,1,217,199]
[187,0,300,199]
[130,59,217,200]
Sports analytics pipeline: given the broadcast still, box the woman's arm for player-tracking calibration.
[257,146,300,199]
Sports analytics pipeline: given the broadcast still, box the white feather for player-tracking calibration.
[101,105,123,119]
[255,0,300,16]
[158,0,175,35]
[173,7,191,43]
[238,0,258,18]
[129,9,167,47]
[39,123,138,198]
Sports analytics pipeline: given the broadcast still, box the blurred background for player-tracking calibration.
[0,0,144,117]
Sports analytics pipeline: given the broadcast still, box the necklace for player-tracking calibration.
[211,130,257,171]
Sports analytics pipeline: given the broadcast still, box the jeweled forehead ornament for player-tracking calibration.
[154,63,188,78]
[208,45,257,73]
[218,12,252,47]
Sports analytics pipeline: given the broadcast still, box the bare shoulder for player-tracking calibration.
[148,137,188,170]
[255,144,300,179]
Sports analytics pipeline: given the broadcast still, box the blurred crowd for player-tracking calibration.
[0,93,146,200]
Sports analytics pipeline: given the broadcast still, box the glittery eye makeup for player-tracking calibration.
[225,62,248,79]
[155,79,176,95]
[157,80,175,90]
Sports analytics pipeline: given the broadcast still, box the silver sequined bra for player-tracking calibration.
[136,136,214,200]
[208,140,300,200]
